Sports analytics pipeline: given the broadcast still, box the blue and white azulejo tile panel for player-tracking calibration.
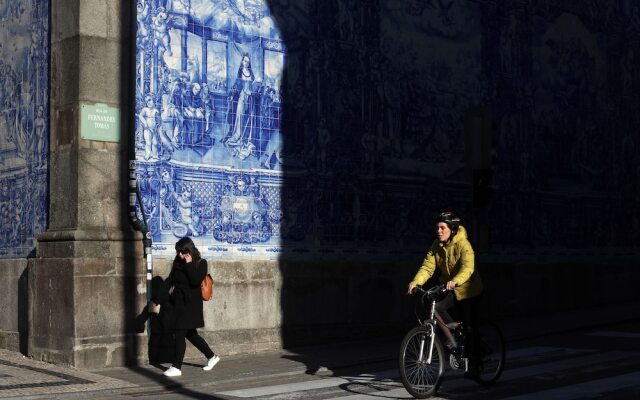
[135,0,286,259]
[134,0,486,260]
[136,0,637,258]
[0,0,49,259]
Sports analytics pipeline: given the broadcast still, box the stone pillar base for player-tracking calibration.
[28,230,146,368]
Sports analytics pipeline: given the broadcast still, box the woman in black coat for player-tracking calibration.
[163,237,219,377]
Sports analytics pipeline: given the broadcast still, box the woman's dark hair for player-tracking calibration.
[175,236,201,264]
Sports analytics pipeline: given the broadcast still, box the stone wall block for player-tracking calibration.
[198,328,281,356]
[246,260,278,280]
[28,259,75,364]
[72,258,119,277]
[48,146,79,231]
[0,261,28,331]
[205,281,279,330]
[73,338,140,368]
[281,276,349,325]
[29,260,75,339]
[350,277,398,324]
[0,260,28,352]
[37,240,74,258]
[115,256,145,277]
[37,237,143,260]
[76,240,112,258]
[151,259,172,277]
[51,38,81,109]
[74,346,107,368]
[78,150,120,229]
[79,36,121,104]
[110,240,145,259]
[79,0,108,38]
[0,333,19,352]
[209,261,250,283]
[51,106,79,148]
[52,0,79,43]
[106,0,126,39]
[73,273,139,338]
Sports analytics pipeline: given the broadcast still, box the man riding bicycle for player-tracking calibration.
[407,211,484,378]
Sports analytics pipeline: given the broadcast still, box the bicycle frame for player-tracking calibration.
[417,291,461,351]
[418,322,437,364]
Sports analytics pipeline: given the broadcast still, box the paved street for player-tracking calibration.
[110,321,640,400]
[1,302,639,399]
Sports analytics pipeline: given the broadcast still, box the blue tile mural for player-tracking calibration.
[136,0,286,259]
[135,0,640,260]
[0,0,49,259]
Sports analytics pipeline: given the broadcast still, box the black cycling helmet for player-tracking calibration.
[436,211,461,233]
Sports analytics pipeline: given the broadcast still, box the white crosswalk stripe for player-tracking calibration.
[218,370,399,398]
[325,387,416,400]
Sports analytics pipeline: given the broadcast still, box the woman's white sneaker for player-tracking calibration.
[163,366,182,377]
[203,355,220,371]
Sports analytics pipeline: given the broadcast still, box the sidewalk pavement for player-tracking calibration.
[1,301,639,400]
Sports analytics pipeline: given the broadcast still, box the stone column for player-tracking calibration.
[28,0,146,368]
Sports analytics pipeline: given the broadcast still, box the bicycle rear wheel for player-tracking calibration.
[399,325,445,398]
[475,320,505,385]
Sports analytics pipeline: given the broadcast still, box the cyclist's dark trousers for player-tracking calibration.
[435,292,483,367]
[457,294,483,368]
[173,329,215,369]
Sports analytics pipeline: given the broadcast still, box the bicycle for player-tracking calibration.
[399,284,506,398]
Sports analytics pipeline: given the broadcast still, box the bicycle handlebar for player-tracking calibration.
[411,283,448,299]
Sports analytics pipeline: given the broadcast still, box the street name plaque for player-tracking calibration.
[80,103,121,142]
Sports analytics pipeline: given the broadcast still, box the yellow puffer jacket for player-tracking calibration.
[410,226,483,300]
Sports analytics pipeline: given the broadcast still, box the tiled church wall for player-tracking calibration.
[0,0,49,354]
[0,1,49,258]
[134,1,640,260]
[134,0,640,350]
[2,0,640,362]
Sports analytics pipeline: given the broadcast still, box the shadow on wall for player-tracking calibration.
[122,0,141,368]
[265,0,640,355]
[265,1,462,350]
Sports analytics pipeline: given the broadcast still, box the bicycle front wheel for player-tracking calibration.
[399,325,445,398]
[475,320,506,385]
